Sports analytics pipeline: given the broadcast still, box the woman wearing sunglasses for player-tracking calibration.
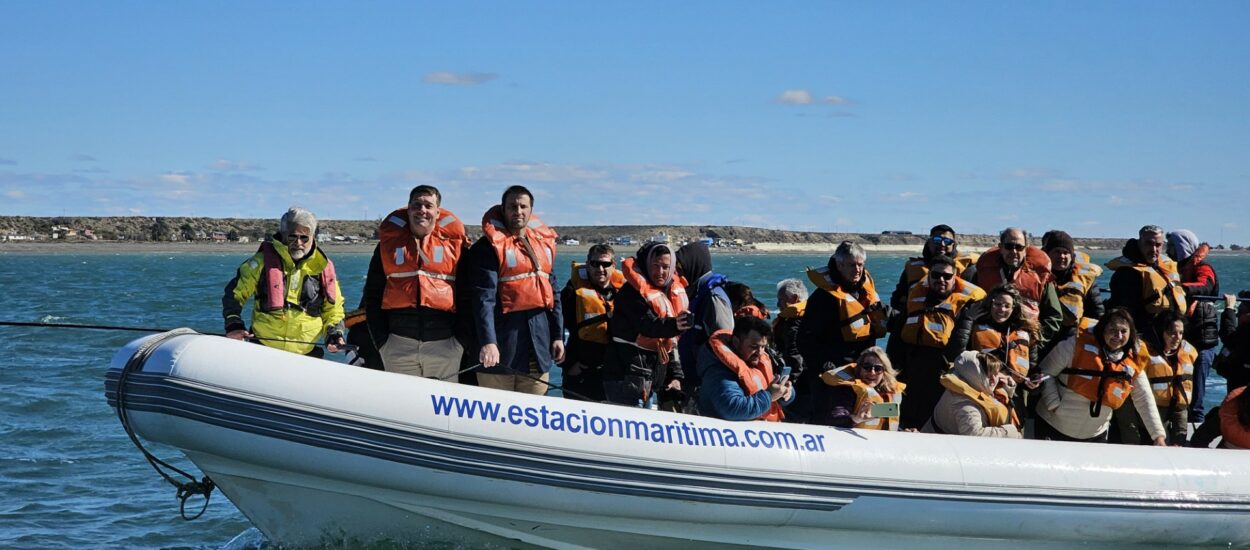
[815,346,904,430]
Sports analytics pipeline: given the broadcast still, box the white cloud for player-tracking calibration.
[823,95,850,105]
[4,189,25,199]
[776,89,814,105]
[1106,195,1125,205]
[159,172,191,185]
[422,71,498,86]
[209,159,263,172]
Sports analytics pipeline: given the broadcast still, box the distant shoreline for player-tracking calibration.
[7,239,1243,256]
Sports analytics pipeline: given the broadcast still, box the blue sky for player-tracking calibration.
[2,2,1248,243]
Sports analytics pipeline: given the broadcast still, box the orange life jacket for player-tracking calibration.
[900,253,978,287]
[1220,387,1250,450]
[1059,318,1146,415]
[1144,341,1198,410]
[1056,252,1103,328]
[970,323,1033,378]
[377,207,465,313]
[619,256,689,361]
[975,246,1054,320]
[735,304,770,320]
[482,206,558,314]
[819,365,905,430]
[900,278,986,348]
[708,329,783,422]
[1104,256,1187,317]
[568,260,624,345]
[806,266,887,342]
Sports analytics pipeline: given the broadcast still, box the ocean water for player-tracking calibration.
[1,248,1247,549]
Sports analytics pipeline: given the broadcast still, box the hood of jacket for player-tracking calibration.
[675,242,713,283]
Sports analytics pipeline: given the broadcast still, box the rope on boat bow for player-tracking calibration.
[0,320,355,352]
[113,328,217,520]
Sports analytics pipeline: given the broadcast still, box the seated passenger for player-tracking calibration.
[814,346,904,430]
[697,316,792,421]
[1219,387,1250,449]
[923,352,1021,438]
[1034,307,1167,445]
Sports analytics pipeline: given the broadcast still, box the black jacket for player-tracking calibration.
[603,282,685,383]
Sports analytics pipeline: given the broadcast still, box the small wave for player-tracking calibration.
[38,315,65,323]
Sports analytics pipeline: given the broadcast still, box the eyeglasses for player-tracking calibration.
[860,363,886,373]
[587,261,614,269]
[1002,243,1026,252]
[929,271,955,281]
[930,236,955,246]
[286,234,312,244]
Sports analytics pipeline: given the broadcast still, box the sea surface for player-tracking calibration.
[2,248,1247,549]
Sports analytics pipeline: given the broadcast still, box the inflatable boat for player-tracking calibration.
[105,331,1250,549]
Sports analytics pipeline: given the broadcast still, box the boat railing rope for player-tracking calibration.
[0,320,355,352]
[113,328,217,520]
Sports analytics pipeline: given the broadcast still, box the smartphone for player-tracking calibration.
[1031,374,1051,382]
[869,402,900,418]
[774,366,792,384]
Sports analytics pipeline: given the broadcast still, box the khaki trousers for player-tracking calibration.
[477,362,549,395]
[380,334,463,382]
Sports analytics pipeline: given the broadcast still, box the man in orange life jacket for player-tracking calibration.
[696,316,793,421]
[223,207,345,358]
[889,224,978,312]
[973,227,1063,346]
[469,185,564,394]
[1106,225,1187,345]
[558,243,622,402]
[363,185,467,381]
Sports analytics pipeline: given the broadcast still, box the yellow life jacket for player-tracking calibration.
[1144,341,1197,409]
[568,261,625,345]
[1056,252,1103,328]
[900,253,978,287]
[819,365,905,430]
[936,373,1011,428]
[806,266,887,342]
[969,323,1032,378]
[1104,256,1187,317]
[900,278,986,348]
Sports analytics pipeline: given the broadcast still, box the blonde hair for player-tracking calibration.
[855,346,899,395]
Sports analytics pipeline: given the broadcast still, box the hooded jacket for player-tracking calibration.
[1168,230,1220,349]
[674,242,733,387]
[923,351,1021,438]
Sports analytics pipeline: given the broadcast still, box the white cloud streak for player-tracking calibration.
[422,71,498,86]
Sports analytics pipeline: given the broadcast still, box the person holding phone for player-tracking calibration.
[697,316,792,421]
[815,346,905,430]
[923,352,1021,438]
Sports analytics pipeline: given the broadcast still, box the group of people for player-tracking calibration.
[220,187,1250,450]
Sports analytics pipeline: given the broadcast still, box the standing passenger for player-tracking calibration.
[223,207,345,357]
[773,278,809,419]
[797,241,890,424]
[559,244,623,401]
[889,225,978,312]
[1041,230,1103,352]
[469,186,564,394]
[1105,225,1187,343]
[363,185,467,380]
[673,242,733,395]
[1166,229,1221,424]
[889,255,986,430]
[603,243,690,406]
[974,228,1062,345]
[1113,309,1196,445]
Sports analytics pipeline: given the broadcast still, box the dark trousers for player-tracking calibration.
[1033,415,1109,443]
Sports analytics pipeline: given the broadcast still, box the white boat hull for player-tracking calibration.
[106,333,1250,548]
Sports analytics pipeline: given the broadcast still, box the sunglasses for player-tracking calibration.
[930,236,955,246]
[1001,243,1026,252]
[860,363,886,373]
[929,271,955,281]
[587,261,614,269]
[286,234,312,244]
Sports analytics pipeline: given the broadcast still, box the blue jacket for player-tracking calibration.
[469,237,563,374]
[696,345,791,421]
